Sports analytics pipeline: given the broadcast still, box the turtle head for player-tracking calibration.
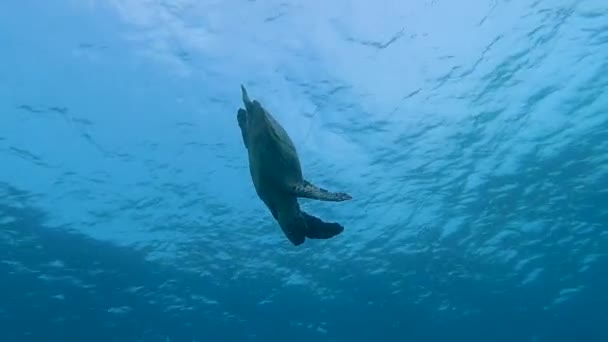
[240,84,269,130]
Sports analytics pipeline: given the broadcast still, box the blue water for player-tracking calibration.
[1,1,607,341]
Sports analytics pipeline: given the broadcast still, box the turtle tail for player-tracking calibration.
[301,211,344,240]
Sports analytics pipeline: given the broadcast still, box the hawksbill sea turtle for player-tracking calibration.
[236,84,352,246]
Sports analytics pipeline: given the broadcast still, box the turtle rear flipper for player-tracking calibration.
[289,180,352,202]
[301,211,344,240]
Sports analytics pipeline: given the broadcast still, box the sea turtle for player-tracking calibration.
[237,84,352,246]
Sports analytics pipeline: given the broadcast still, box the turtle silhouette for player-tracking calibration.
[237,85,352,246]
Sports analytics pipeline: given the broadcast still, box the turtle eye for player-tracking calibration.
[237,108,247,125]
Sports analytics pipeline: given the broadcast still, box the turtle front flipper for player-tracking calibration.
[289,180,352,202]
[301,211,344,240]
[241,84,252,107]
[276,206,307,246]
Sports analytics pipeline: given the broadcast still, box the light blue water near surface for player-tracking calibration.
[1,1,607,341]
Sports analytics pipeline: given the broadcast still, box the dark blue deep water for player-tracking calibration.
[1,1,607,341]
